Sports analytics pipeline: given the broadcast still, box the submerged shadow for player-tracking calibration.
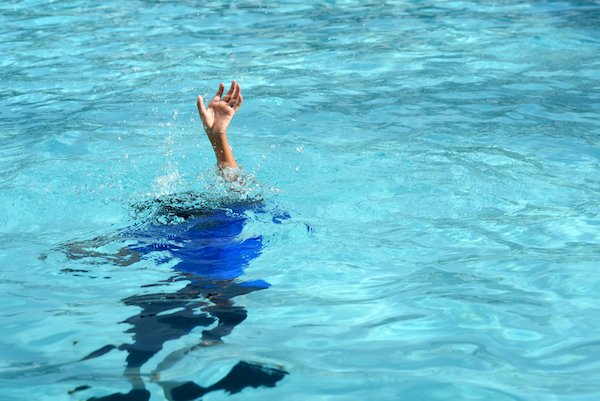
[61,193,289,400]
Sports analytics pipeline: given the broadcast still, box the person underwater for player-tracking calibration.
[60,81,289,401]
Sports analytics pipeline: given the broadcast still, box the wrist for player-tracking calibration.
[209,131,228,148]
[211,130,227,138]
[206,127,227,139]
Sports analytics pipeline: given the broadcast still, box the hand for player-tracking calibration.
[197,80,243,137]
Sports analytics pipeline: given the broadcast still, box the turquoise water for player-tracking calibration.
[2,0,600,400]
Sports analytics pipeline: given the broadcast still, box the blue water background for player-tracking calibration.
[1,1,600,400]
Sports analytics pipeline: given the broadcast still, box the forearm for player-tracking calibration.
[209,131,238,170]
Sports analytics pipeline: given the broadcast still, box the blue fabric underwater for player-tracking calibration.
[129,208,266,284]
[62,199,288,401]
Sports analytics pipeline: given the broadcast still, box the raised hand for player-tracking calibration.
[197,80,243,137]
[197,81,242,170]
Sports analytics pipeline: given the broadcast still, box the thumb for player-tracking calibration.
[197,95,207,121]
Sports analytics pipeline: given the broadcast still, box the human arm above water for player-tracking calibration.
[197,80,243,170]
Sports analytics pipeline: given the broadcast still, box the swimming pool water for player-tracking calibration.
[1,1,600,400]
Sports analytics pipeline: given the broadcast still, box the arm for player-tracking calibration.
[197,80,243,170]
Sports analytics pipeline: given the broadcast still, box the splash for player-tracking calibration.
[153,169,183,197]
[133,168,266,225]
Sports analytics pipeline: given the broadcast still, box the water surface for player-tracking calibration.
[1,1,600,400]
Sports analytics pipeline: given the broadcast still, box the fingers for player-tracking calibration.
[222,80,236,102]
[197,95,207,120]
[231,82,240,102]
[204,80,242,111]
[227,82,241,109]
[233,93,243,112]
[212,82,225,101]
